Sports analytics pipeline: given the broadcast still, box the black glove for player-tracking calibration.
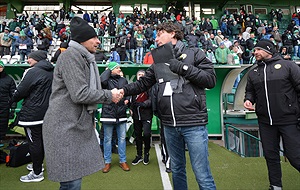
[168,58,186,75]
[9,110,15,119]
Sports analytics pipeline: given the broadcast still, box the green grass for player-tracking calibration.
[1,142,299,190]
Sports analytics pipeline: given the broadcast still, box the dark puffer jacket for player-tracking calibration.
[0,71,16,137]
[245,54,300,125]
[100,69,130,124]
[123,40,216,127]
[11,60,54,127]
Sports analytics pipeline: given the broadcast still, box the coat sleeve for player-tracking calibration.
[244,73,256,104]
[58,52,112,105]
[179,49,217,89]
[289,61,300,105]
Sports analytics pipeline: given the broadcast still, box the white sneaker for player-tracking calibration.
[20,171,44,182]
[27,163,44,171]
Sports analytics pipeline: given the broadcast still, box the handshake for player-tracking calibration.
[111,88,125,103]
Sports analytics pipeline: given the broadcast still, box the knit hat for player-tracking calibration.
[294,30,299,34]
[254,39,275,55]
[107,62,119,70]
[0,60,4,68]
[28,50,48,61]
[70,17,97,43]
[149,44,156,49]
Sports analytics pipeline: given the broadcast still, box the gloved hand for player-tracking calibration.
[168,58,186,75]
[9,110,15,119]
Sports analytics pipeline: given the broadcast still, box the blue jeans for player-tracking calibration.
[60,178,82,190]
[103,122,127,163]
[164,125,216,190]
[136,47,143,63]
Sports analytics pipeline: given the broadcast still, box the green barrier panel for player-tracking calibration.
[5,64,239,137]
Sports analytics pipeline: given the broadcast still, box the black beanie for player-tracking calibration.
[70,17,97,43]
[28,50,48,62]
[254,39,275,55]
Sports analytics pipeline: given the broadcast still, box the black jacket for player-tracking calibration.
[123,41,216,127]
[100,69,130,123]
[11,60,54,126]
[130,90,153,121]
[245,54,300,125]
[0,71,16,129]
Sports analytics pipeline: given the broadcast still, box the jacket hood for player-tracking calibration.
[34,60,54,72]
[246,27,252,33]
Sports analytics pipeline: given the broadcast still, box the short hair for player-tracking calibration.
[156,22,183,41]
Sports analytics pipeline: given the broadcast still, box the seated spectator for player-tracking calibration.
[95,48,109,63]
[51,42,68,62]
[15,30,33,62]
[280,46,292,60]
[143,44,155,64]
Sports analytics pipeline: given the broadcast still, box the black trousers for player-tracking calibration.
[160,123,170,168]
[259,123,300,187]
[24,125,44,175]
[133,119,152,156]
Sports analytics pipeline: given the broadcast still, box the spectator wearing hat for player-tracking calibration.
[10,50,53,183]
[15,30,33,62]
[0,27,13,57]
[246,33,258,51]
[100,61,131,173]
[292,30,300,58]
[50,42,68,63]
[214,30,224,46]
[244,39,300,190]
[0,61,16,145]
[143,44,155,64]
[215,41,231,64]
[43,17,122,189]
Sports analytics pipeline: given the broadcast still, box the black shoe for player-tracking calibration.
[143,153,149,165]
[132,156,143,165]
[269,185,282,190]
[166,167,172,173]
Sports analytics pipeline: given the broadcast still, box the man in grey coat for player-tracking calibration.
[43,17,122,189]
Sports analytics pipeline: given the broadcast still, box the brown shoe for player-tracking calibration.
[119,162,130,171]
[102,163,111,173]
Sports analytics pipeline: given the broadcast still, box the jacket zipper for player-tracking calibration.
[263,63,273,125]
[170,95,176,126]
[137,106,141,120]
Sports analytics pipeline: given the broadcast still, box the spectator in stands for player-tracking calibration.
[282,29,294,55]
[223,36,232,48]
[246,33,258,51]
[109,47,120,64]
[91,11,99,28]
[10,27,21,56]
[280,46,291,60]
[50,42,68,62]
[120,21,216,190]
[0,21,7,33]
[36,32,50,52]
[10,50,53,183]
[116,28,127,61]
[206,33,219,52]
[292,30,300,58]
[125,33,137,63]
[243,27,252,41]
[83,11,91,22]
[0,27,13,57]
[271,26,282,50]
[143,44,155,64]
[206,48,217,64]
[130,69,153,166]
[231,21,242,40]
[227,45,240,65]
[100,62,130,173]
[135,29,146,64]
[43,17,122,189]
[185,28,200,48]
[244,39,300,190]
[215,42,231,64]
[95,47,108,63]
[8,17,20,32]
[211,16,218,35]
[0,61,16,146]
[15,30,33,62]
[215,30,224,46]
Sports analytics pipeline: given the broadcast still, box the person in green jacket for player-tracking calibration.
[215,42,231,64]
[210,16,219,35]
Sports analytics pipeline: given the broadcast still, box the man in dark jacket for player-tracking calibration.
[244,39,300,190]
[11,50,54,182]
[0,61,16,145]
[130,70,153,165]
[120,22,216,190]
[100,62,131,173]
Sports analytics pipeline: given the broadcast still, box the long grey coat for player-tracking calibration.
[43,46,112,182]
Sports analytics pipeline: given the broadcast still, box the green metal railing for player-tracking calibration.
[225,123,262,157]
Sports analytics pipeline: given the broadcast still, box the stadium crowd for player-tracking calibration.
[0,6,300,65]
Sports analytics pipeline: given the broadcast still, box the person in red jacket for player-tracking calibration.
[143,44,155,64]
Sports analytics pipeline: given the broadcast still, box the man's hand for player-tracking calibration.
[111,88,123,103]
[168,58,186,75]
[244,100,255,111]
